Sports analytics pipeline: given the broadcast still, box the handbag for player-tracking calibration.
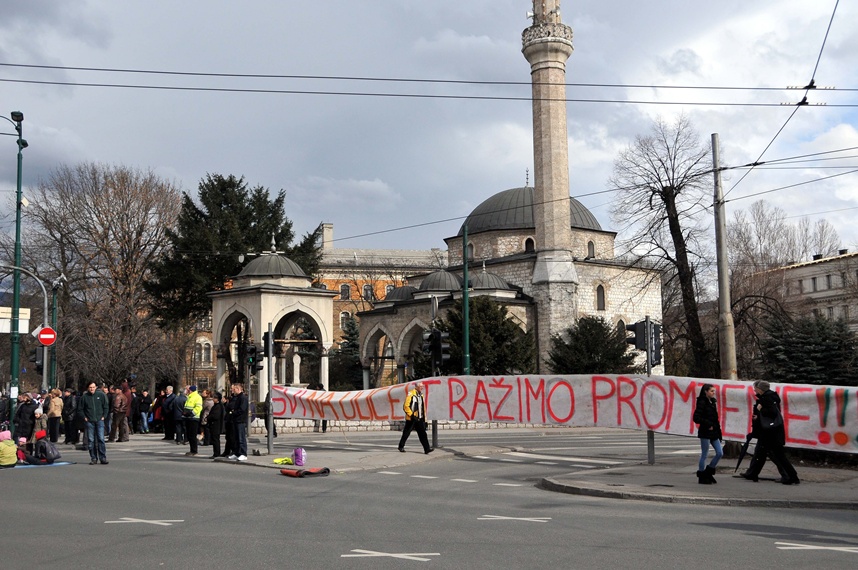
[759,410,783,430]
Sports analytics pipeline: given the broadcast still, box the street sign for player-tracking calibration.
[37,326,57,346]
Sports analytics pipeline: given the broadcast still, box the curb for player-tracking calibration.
[538,477,858,510]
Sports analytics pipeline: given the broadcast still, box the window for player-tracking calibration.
[386,284,395,296]
[339,284,350,300]
[194,344,202,364]
[798,280,803,294]
[812,277,818,292]
[362,284,375,301]
[340,311,351,330]
[812,308,820,318]
[203,343,212,364]
[826,274,832,289]
[467,242,475,260]
[196,313,212,330]
[842,273,848,288]
[842,305,849,320]
[524,238,535,253]
[617,319,626,333]
[317,283,328,290]
[587,241,595,258]
[827,306,835,319]
[596,284,606,311]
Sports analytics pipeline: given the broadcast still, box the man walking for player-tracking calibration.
[80,381,109,465]
[161,386,175,441]
[398,382,433,454]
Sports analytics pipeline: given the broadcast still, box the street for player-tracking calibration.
[0,428,855,569]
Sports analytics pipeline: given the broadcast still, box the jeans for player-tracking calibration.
[698,438,723,471]
[86,420,107,462]
[234,422,247,457]
[140,411,149,433]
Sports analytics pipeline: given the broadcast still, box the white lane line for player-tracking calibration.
[105,518,183,526]
[493,483,524,487]
[342,549,440,561]
[451,478,478,483]
[478,515,551,522]
[505,452,622,465]
[377,471,401,475]
[410,475,438,479]
[775,541,858,553]
[536,461,558,465]
[499,458,523,463]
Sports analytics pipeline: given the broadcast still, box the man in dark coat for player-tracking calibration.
[741,380,800,485]
[161,386,176,441]
[80,381,109,465]
[62,388,78,444]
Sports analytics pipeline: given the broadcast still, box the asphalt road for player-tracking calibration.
[1,429,855,569]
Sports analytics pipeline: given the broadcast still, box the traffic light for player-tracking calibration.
[421,330,433,356]
[625,321,647,351]
[649,323,662,366]
[262,332,271,357]
[246,344,263,374]
[29,346,44,374]
[432,329,451,370]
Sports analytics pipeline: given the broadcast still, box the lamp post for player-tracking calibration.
[2,111,27,423]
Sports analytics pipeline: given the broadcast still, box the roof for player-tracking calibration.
[419,270,463,292]
[237,253,307,278]
[457,186,602,237]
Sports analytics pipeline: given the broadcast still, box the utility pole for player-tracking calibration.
[712,133,737,380]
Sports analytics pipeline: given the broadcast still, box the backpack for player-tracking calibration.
[37,440,61,462]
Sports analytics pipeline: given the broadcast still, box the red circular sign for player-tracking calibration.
[37,326,57,346]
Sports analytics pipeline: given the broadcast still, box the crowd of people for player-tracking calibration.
[0,381,251,467]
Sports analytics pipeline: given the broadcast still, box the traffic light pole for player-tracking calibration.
[265,323,273,456]
[2,264,50,391]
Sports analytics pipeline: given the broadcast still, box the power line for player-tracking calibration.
[0,77,855,108]
[3,61,856,92]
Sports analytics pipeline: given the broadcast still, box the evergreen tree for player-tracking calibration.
[547,316,643,375]
[761,314,858,386]
[428,296,535,376]
[329,316,363,390]
[145,173,322,326]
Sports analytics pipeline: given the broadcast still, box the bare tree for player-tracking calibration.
[727,200,842,377]
[6,162,183,388]
[609,114,715,377]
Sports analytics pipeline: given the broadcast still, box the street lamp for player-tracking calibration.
[1,111,27,423]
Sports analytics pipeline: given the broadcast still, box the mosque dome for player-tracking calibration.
[457,186,601,236]
[237,253,307,278]
[384,285,417,302]
[470,270,511,290]
[419,270,463,292]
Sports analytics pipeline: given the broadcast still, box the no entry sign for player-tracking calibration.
[37,326,57,346]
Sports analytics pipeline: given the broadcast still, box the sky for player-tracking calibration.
[0,0,856,255]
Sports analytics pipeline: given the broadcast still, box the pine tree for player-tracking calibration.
[547,316,643,375]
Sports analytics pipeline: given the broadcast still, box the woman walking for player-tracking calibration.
[693,383,723,484]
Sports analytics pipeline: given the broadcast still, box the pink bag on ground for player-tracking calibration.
[292,447,306,466]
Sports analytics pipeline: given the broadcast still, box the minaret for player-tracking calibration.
[522,0,578,369]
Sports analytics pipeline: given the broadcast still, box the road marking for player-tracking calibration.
[341,549,440,561]
[105,518,183,526]
[451,478,478,483]
[775,541,858,553]
[377,471,401,475]
[670,450,701,455]
[493,483,524,487]
[499,458,523,462]
[505,452,622,465]
[478,515,551,522]
[536,461,558,465]
[410,475,437,479]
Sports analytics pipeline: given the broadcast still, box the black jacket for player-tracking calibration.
[693,395,722,441]
[755,389,785,445]
[207,402,224,436]
[14,400,39,441]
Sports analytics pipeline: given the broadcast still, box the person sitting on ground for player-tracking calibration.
[0,430,17,468]
[17,430,60,465]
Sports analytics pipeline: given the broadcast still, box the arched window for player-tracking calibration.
[587,241,595,258]
[194,344,203,364]
[340,311,351,330]
[340,284,351,300]
[362,284,375,301]
[617,319,626,333]
[596,284,606,311]
[467,242,475,260]
[386,284,395,296]
[203,343,212,364]
[317,283,328,290]
[524,238,535,253]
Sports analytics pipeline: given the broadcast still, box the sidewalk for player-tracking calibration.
[91,432,858,509]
